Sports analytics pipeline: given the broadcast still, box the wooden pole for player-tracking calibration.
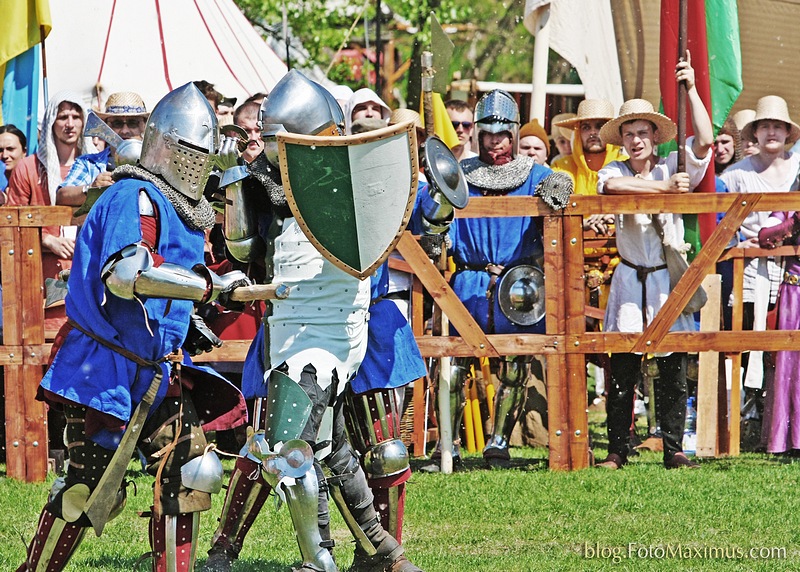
[676,0,688,172]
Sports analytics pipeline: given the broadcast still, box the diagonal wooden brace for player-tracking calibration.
[395,232,500,358]
[632,195,761,354]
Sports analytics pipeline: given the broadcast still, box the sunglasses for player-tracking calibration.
[109,118,144,130]
[451,121,473,130]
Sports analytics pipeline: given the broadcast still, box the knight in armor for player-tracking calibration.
[341,110,450,546]
[16,82,251,572]
[202,70,423,572]
[440,90,558,467]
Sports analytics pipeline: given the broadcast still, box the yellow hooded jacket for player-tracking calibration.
[551,134,626,195]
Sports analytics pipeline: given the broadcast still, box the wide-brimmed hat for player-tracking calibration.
[740,95,800,145]
[549,112,575,140]
[554,99,615,130]
[599,99,677,146]
[389,108,423,131]
[731,108,755,132]
[96,92,148,119]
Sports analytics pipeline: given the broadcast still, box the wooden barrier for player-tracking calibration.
[3,193,799,480]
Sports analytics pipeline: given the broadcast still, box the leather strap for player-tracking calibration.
[619,258,667,327]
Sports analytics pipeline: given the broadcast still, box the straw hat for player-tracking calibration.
[740,95,800,145]
[599,99,677,146]
[389,108,423,131]
[731,109,755,132]
[550,112,575,140]
[554,99,615,130]
[96,92,148,119]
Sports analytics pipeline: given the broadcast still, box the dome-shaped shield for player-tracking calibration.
[497,264,546,326]
[422,136,469,210]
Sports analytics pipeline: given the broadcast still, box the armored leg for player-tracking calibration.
[16,509,86,572]
[327,399,421,572]
[343,386,411,541]
[483,355,531,463]
[149,511,200,572]
[432,358,470,461]
[17,404,120,571]
[262,461,337,572]
[203,456,272,571]
[140,391,217,572]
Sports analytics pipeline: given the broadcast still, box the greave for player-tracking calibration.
[17,509,86,572]
[433,359,469,454]
[327,453,403,564]
[370,480,407,543]
[484,358,529,457]
[149,511,200,572]
[277,465,338,572]
[208,456,272,559]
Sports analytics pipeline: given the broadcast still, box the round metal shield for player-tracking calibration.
[423,136,469,209]
[497,265,545,326]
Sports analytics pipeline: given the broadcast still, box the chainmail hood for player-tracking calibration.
[461,155,535,193]
[246,152,287,208]
[113,164,216,230]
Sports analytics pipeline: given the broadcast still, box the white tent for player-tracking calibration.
[44,0,287,112]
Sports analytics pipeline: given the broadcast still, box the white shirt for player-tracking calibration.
[597,139,711,335]
[720,152,800,303]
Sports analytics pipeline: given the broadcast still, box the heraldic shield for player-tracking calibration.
[277,121,419,280]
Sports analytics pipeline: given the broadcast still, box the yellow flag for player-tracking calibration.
[0,0,51,124]
[0,0,52,67]
[419,92,460,149]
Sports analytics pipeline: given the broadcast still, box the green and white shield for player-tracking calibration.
[277,121,419,280]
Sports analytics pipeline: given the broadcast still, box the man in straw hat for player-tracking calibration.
[56,91,149,207]
[720,95,800,445]
[595,51,713,470]
[552,99,626,231]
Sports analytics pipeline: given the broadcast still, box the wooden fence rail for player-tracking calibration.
[3,193,799,480]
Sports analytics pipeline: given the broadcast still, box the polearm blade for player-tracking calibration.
[84,371,162,535]
[84,110,124,149]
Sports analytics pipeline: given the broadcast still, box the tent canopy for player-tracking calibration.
[45,0,287,112]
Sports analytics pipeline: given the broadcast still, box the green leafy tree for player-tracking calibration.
[233,0,577,100]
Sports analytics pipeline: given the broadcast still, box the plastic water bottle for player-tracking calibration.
[683,397,697,455]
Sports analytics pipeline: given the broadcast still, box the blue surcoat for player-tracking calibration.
[40,178,205,449]
[448,163,551,335]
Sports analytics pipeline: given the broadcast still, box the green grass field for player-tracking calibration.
[2,434,800,570]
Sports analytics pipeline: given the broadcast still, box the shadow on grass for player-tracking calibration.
[83,554,295,572]
[410,454,549,473]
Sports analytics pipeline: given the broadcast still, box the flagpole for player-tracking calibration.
[40,25,49,106]
[676,0,688,172]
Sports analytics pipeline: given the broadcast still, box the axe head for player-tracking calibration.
[85,110,124,149]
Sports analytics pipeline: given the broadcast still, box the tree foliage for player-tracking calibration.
[233,0,578,99]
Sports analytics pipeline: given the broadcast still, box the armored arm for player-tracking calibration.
[101,243,251,304]
[218,137,264,263]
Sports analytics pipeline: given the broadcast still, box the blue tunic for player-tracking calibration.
[350,262,427,394]
[40,178,205,449]
[448,163,551,335]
